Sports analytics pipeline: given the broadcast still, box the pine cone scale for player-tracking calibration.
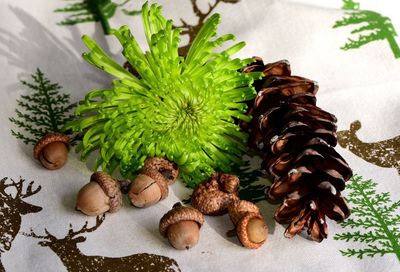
[245,58,352,242]
[261,60,291,77]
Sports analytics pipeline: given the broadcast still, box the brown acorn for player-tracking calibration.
[227,200,268,249]
[33,133,69,170]
[128,157,178,208]
[76,171,123,216]
[159,202,204,250]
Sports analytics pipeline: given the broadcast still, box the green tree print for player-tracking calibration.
[235,160,266,203]
[334,175,400,261]
[342,0,360,10]
[334,1,400,59]
[55,0,140,35]
[9,69,76,145]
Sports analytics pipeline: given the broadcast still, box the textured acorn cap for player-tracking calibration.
[228,200,267,249]
[142,157,179,185]
[236,212,267,249]
[191,173,239,215]
[90,171,123,213]
[33,133,69,159]
[159,203,204,237]
[228,200,260,226]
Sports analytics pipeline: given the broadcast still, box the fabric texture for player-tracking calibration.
[0,0,399,271]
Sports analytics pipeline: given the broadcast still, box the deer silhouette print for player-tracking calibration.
[0,177,42,272]
[23,215,181,272]
[175,0,241,55]
[337,120,400,174]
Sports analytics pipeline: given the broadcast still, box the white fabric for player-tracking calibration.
[0,0,399,271]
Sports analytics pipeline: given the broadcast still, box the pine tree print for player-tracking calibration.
[342,0,360,10]
[55,0,139,35]
[334,1,400,59]
[334,175,400,261]
[9,69,76,145]
[235,160,266,203]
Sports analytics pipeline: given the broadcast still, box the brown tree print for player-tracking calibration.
[0,177,42,272]
[23,215,181,272]
[337,120,400,174]
[175,0,241,56]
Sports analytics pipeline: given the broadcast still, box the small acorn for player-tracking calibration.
[227,200,268,249]
[33,133,69,170]
[191,173,240,215]
[128,157,178,208]
[76,171,123,216]
[159,202,204,250]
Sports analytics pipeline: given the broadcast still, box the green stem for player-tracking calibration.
[94,3,111,35]
[358,184,400,261]
[38,73,58,132]
[386,33,400,59]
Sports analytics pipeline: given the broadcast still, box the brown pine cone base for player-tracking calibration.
[243,58,352,242]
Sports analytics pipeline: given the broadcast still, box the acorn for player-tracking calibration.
[128,157,178,208]
[76,171,123,216]
[159,202,204,250]
[33,133,69,170]
[227,200,268,249]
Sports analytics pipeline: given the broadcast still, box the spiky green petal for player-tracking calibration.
[65,2,261,187]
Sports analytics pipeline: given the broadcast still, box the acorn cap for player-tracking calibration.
[33,133,69,159]
[140,168,169,200]
[191,173,240,216]
[142,157,179,185]
[228,200,267,249]
[236,212,267,249]
[90,171,122,213]
[228,200,260,226]
[159,203,204,237]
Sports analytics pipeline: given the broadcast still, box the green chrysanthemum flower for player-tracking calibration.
[66,2,261,187]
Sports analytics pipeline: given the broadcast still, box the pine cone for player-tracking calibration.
[243,58,352,242]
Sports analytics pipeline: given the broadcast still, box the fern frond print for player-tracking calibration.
[334,175,400,261]
[9,69,76,145]
[55,0,137,35]
[334,4,400,59]
[342,0,360,10]
[235,160,266,203]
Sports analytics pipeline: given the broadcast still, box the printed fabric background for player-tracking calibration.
[0,0,399,271]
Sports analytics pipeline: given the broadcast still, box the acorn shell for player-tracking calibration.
[90,171,123,213]
[236,212,267,249]
[159,204,204,237]
[141,168,169,200]
[142,157,179,185]
[33,133,69,159]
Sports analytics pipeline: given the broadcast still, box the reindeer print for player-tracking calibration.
[0,177,42,272]
[23,215,181,272]
[175,0,241,55]
[337,120,400,174]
